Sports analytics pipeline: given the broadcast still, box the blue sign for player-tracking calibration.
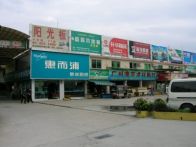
[108,70,157,81]
[191,53,196,64]
[183,51,191,64]
[151,45,168,62]
[31,50,89,80]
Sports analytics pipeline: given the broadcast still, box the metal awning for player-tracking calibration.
[0,25,29,65]
[90,80,115,86]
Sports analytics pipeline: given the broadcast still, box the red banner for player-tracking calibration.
[129,41,151,59]
[102,36,128,57]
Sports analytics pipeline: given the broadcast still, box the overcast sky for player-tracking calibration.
[0,0,196,52]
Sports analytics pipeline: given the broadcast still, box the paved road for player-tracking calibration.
[0,97,196,147]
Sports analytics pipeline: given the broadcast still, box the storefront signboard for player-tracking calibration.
[129,41,151,59]
[71,31,101,54]
[30,24,69,50]
[108,70,157,80]
[0,40,26,48]
[191,53,196,64]
[168,48,183,64]
[90,69,109,80]
[151,45,168,62]
[183,51,191,64]
[185,65,196,74]
[102,36,128,57]
[31,50,89,80]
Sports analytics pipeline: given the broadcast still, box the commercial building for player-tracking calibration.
[0,24,196,101]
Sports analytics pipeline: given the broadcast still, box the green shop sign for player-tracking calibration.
[186,66,196,74]
[109,70,157,80]
[90,69,109,80]
[71,31,102,54]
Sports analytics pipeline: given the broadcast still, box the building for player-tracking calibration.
[1,24,196,101]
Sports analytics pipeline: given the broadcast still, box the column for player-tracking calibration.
[106,86,110,94]
[31,80,35,101]
[139,80,143,88]
[59,80,64,100]
[84,81,88,98]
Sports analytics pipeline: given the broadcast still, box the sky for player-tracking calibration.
[0,0,196,52]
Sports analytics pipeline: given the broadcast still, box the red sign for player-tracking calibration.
[129,41,151,59]
[102,36,128,57]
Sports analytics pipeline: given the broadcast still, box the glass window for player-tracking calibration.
[145,64,151,70]
[91,59,101,69]
[171,81,196,92]
[64,81,84,97]
[35,80,59,99]
[130,62,138,69]
[112,61,120,68]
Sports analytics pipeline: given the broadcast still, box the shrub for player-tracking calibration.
[133,98,149,111]
[153,99,167,112]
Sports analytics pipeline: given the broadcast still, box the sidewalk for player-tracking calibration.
[37,95,167,116]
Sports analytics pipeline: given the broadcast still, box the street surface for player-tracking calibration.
[0,96,196,147]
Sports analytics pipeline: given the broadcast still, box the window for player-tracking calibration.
[91,59,101,69]
[112,61,120,68]
[144,63,151,70]
[130,62,138,69]
[171,81,196,92]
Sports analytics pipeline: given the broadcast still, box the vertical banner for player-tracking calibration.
[129,41,151,59]
[151,45,168,62]
[30,24,69,50]
[168,48,183,64]
[102,36,128,57]
[71,31,101,54]
[183,51,191,64]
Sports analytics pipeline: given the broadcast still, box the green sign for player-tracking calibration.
[71,31,101,54]
[186,66,196,74]
[90,69,109,80]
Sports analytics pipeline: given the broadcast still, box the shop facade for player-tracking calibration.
[30,50,89,101]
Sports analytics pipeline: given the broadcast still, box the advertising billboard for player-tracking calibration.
[31,50,89,80]
[183,51,191,64]
[151,45,168,62]
[30,24,69,50]
[168,48,183,64]
[129,41,151,59]
[71,31,101,54]
[191,53,196,64]
[102,36,128,57]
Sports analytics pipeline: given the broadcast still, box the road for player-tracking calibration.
[0,97,195,147]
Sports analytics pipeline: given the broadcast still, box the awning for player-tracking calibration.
[90,80,115,86]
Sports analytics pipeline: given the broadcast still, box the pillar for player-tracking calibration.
[31,80,35,101]
[84,81,88,98]
[59,80,64,100]
[106,86,110,94]
[139,80,143,88]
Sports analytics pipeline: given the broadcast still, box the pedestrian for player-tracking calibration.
[21,89,27,104]
[27,88,33,103]
[150,86,154,96]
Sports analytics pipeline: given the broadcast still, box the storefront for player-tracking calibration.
[30,50,89,101]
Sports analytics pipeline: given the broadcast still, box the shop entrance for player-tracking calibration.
[35,80,59,99]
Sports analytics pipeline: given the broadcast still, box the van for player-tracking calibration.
[167,78,196,110]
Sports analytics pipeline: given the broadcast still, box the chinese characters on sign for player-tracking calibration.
[0,40,25,48]
[71,31,101,54]
[109,70,157,80]
[102,36,128,57]
[31,50,89,80]
[30,25,69,50]
[129,41,151,59]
